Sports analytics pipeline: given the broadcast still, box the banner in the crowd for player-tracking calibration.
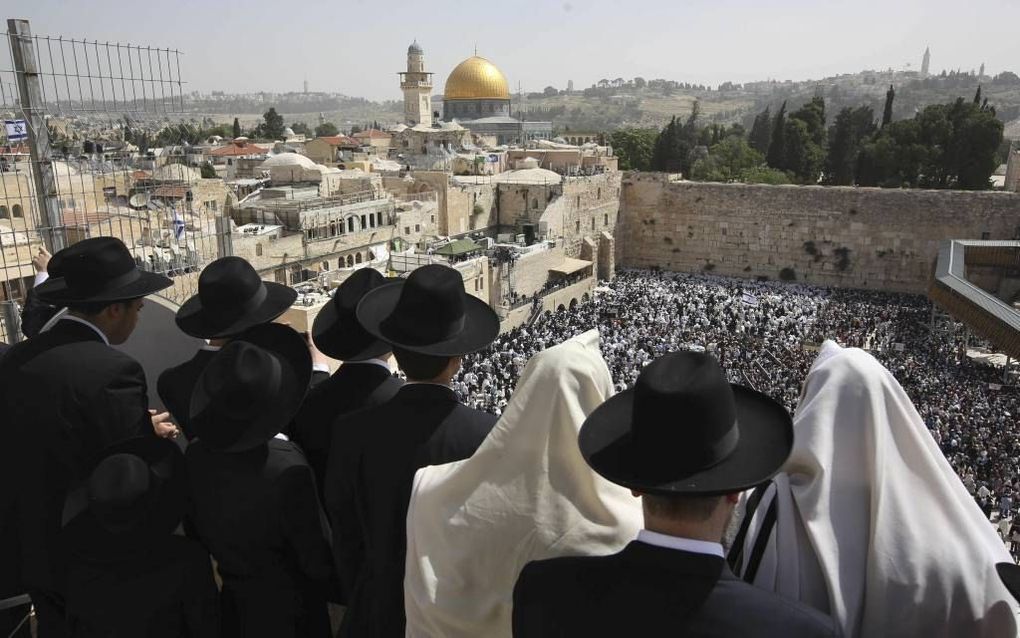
[741,293,759,307]
[4,119,28,142]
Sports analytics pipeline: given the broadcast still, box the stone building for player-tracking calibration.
[438,53,552,144]
[400,41,434,127]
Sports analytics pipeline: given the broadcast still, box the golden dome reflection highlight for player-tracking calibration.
[443,56,511,101]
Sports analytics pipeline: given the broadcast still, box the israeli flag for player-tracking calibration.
[4,119,27,142]
[172,209,186,240]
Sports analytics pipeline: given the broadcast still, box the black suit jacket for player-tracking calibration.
[186,437,334,638]
[0,319,155,594]
[325,384,497,638]
[291,362,403,492]
[62,514,219,638]
[157,348,217,440]
[512,541,839,638]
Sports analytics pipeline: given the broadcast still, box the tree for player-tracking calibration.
[199,162,217,179]
[633,77,646,89]
[882,85,895,128]
[973,85,982,105]
[350,124,362,135]
[748,107,772,155]
[609,128,657,170]
[314,122,339,137]
[824,106,876,185]
[260,107,285,140]
[543,86,558,97]
[766,102,787,169]
[232,117,241,138]
[782,118,825,183]
[290,122,310,136]
[690,136,765,182]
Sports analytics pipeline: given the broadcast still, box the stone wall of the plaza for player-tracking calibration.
[618,174,1020,293]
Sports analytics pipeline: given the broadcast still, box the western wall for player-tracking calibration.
[616,173,1020,293]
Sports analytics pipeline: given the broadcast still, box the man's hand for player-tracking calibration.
[150,409,179,439]
[32,247,51,273]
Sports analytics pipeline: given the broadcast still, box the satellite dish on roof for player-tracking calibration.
[129,192,150,209]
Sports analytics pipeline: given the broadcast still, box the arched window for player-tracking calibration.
[0,206,7,219]
[355,253,362,264]
[12,204,23,218]
[346,255,354,267]
[322,261,329,270]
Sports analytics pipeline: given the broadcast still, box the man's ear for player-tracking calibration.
[724,492,740,505]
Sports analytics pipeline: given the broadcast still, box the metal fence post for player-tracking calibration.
[215,215,233,259]
[8,19,65,254]
[1,300,22,344]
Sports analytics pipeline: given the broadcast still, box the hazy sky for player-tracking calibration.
[9,0,1018,100]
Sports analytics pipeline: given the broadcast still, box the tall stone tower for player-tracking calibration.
[400,41,433,127]
[921,46,931,77]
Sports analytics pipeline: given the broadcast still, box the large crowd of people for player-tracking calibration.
[455,269,1020,519]
[3,240,1020,638]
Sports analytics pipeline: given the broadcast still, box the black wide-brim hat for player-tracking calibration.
[36,237,172,305]
[313,268,398,361]
[176,256,297,339]
[579,351,793,496]
[356,263,499,357]
[190,322,311,452]
[997,563,1020,603]
[63,436,186,536]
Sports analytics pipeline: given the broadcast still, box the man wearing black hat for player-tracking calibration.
[185,323,334,638]
[0,236,175,637]
[291,268,403,495]
[325,263,500,637]
[61,437,218,637]
[512,352,838,637]
[158,256,300,440]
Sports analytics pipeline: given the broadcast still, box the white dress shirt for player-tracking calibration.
[636,529,725,558]
[59,315,109,346]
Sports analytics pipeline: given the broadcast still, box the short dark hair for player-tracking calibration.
[393,347,453,381]
[65,300,117,316]
[643,493,725,522]
[65,297,140,317]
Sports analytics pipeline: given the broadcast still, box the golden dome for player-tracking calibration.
[443,56,510,100]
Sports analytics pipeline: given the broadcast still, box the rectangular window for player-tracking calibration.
[575,220,580,233]
[604,214,609,226]
[405,226,411,235]
[415,224,421,232]
[982,231,991,240]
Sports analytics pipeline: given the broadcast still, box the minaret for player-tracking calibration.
[921,46,931,77]
[400,41,433,126]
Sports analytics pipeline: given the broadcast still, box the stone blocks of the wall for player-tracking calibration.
[619,175,1020,293]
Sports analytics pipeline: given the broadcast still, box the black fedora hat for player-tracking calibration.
[356,263,499,357]
[579,351,793,496]
[175,256,297,339]
[997,563,1020,603]
[190,323,311,452]
[35,237,172,305]
[63,436,186,536]
[312,268,396,361]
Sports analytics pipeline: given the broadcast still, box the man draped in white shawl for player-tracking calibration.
[404,330,643,638]
[729,340,1018,637]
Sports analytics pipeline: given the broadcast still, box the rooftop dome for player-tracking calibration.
[261,152,318,169]
[444,56,510,101]
[408,40,423,55]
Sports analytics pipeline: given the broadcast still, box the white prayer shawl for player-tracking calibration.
[734,340,1018,638]
[404,330,643,638]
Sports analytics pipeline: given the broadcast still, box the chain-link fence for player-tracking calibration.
[0,18,229,343]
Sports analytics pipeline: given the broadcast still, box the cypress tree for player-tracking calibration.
[749,107,771,155]
[766,102,787,169]
[974,85,982,105]
[232,117,241,138]
[882,85,895,128]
